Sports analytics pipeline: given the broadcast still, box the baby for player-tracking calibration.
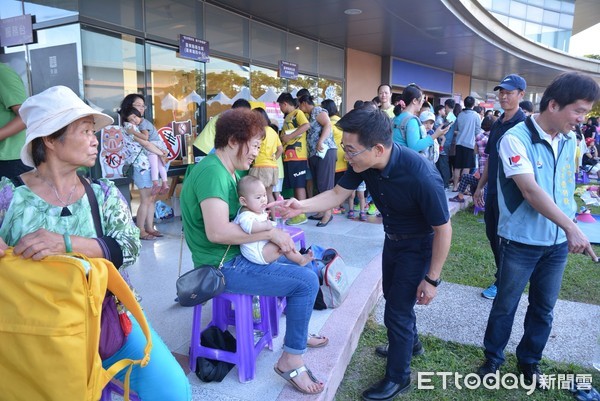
[235,176,313,266]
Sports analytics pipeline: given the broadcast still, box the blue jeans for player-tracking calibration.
[483,238,568,365]
[102,316,191,401]
[221,255,319,355]
[382,234,433,383]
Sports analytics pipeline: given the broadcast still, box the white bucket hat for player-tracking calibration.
[19,85,114,167]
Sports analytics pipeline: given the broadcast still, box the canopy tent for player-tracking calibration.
[230,86,256,102]
[257,87,279,103]
[206,91,233,106]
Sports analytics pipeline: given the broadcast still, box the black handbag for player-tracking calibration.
[176,246,230,307]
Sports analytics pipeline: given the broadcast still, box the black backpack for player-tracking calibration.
[195,327,237,382]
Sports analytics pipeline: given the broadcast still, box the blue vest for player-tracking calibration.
[497,117,576,246]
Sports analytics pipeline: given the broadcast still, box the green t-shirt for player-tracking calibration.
[180,154,242,267]
[0,63,27,160]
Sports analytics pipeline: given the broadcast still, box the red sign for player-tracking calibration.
[158,126,181,161]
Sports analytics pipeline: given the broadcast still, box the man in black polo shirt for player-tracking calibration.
[473,74,527,300]
[272,108,452,400]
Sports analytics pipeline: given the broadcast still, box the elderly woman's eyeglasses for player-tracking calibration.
[340,143,371,159]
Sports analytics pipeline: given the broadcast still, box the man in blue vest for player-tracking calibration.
[477,72,600,388]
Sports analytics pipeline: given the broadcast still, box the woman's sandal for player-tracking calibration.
[307,334,329,348]
[147,229,164,237]
[139,233,156,240]
[274,365,323,394]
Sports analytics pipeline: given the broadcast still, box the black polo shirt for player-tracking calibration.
[338,144,449,235]
[484,109,527,196]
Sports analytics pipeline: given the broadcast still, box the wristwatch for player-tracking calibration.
[424,274,441,287]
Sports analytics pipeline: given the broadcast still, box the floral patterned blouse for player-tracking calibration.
[306,106,337,157]
[0,177,140,268]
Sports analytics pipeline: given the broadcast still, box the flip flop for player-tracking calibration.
[448,195,465,203]
[273,365,323,394]
[147,230,164,237]
[307,334,329,348]
[139,233,156,240]
[316,215,333,227]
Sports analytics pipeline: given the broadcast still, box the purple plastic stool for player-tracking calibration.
[576,171,590,184]
[282,226,306,249]
[267,296,287,337]
[100,380,140,401]
[473,205,485,216]
[189,292,274,382]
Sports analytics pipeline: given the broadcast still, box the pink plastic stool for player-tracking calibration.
[282,226,306,249]
[189,292,274,382]
[100,380,140,401]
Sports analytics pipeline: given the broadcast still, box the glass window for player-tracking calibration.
[318,43,344,79]
[543,0,562,12]
[527,0,545,7]
[478,0,492,9]
[542,10,560,26]
[23,24,82,96]
[318,78,343,113]
[524,22,542,37]
[287,74,318,98]
[24,0,78,23]
[286,33,318,75]
[491,12,508,25]
[560,0,575,14]
[250,22,285,66]
[526,5,543,21]
[509,1,527,17]
[508,18,526,35]
[205,56,249,119]
[250,65,286,100]
[145,0,202,42]
[491,0,509,14]
[81,28,144,123]
[0,1,25,19]
[559,13,573,30]
[146,42,206,131]
[80,0,143,31]
[205,4,249,58]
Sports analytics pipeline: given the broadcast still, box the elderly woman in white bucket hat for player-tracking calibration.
[0,86,190,400]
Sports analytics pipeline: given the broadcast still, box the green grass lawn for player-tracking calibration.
[336,204,600,399]
[337,319,600,401]
[444,205,600,305]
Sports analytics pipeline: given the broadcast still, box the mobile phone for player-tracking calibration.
[441,121,452,129]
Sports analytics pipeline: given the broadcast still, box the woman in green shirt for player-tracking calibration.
[181,108,326,395]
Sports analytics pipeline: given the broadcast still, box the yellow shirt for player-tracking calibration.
[194,114,219,154]
[281,109,309,161]
[331,115,347,173]
[383,106,395,118]
[253,126,282,168]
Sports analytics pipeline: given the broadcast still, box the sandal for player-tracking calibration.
[139,233,156,240]
[448,195,465,203]
[147,229,164,237]
[307,334,329,348]
[274,365,323,394]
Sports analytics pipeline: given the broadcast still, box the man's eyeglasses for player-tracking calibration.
[341,143,371,159]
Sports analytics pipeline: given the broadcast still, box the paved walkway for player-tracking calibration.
[117,192,599,400]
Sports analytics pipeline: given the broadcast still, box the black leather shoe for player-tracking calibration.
[477,359,501,380]
[362,377,411,401]
[518,363,548,390]
[375,341,424,358]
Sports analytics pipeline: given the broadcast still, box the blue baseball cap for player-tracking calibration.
[494,74,527,91]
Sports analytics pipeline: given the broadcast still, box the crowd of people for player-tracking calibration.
[1,57,600,400]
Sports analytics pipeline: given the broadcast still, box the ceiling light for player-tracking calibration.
[344,8,362,15]
[436,51,448,55]
[295,46,300,50]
